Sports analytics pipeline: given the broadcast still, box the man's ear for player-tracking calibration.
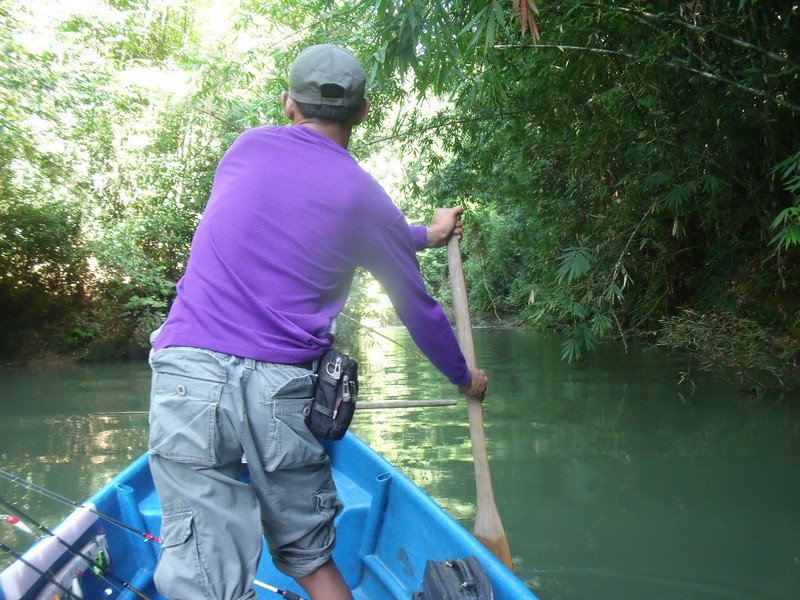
[352,98,370,126]
[281,91,296,121]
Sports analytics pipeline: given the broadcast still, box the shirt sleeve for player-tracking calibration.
[409,225,428,252]
[361,215,471,387]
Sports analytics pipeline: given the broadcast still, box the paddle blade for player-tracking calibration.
[473,530,514,572]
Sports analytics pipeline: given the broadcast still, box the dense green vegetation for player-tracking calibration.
[1,1,797,391]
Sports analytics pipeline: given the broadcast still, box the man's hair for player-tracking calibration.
[294,100,361,125]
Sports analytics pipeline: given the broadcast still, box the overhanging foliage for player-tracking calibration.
[1,1,797,388]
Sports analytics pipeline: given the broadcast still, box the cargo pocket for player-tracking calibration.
[310,478,341,553]
[315,478,342,521]
[149,349,226,466]
[262,375,324,472]
[154,510,213,599]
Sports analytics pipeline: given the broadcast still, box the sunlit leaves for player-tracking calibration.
[360,0,542,98]
[2,0,798,370]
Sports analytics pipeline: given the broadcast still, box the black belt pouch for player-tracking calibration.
[306,348,358,440]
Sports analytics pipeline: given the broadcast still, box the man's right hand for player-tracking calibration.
[458,368,488,400]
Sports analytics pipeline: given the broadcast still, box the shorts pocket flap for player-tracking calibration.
[159,510,194,548]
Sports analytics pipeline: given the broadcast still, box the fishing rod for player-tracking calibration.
[0,496,150,600]
[0,540,78,600]
[0,471,305,599]
[253,579,306,600]
[0,468,160,544]
[338,311,424,358]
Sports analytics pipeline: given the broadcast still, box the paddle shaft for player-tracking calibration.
[447,237,514,571]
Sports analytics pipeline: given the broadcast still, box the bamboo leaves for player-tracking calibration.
[770,206,800,251]
[361,0,544,98]
[770,151,800,251]
[557,246,594,284]
[511,0,540,40]
[2,0,798,374]
[554,245,624,362]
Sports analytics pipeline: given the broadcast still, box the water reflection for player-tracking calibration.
[351,328,800,599]
[1,331,799,599]
[0,363,152,568]
[351,327,479,522]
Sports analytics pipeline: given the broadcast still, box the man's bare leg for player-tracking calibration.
[296,559,353,600]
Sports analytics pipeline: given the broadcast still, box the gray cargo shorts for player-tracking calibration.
[148,346,341,600]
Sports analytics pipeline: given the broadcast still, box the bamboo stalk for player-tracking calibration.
[357,399,457,410]
[91,399,459,418]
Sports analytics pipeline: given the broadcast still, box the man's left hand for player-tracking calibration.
[426,207,463,248]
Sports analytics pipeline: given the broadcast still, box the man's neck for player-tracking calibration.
[292,118,351,149]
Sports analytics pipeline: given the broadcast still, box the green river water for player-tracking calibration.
[1,328,798,599]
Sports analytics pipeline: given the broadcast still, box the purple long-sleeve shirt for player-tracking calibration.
[153,125,470,387]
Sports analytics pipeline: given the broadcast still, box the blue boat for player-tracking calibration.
[1,433,538,599]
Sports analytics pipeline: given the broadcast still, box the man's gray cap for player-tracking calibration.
[289,44,366,108]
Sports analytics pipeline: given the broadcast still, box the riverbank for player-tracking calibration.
[5,315,799,395]
[2,323,147,369]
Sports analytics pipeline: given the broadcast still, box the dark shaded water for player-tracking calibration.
[1,329,799,598]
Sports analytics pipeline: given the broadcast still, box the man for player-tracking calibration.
[148,44,488,600]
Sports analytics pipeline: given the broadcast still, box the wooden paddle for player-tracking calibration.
[446,236,514,572]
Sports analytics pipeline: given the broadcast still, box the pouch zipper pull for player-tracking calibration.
[326,356,343,380]
[332,356,342,379]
